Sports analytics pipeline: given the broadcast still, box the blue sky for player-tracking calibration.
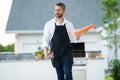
[0,0,15,46]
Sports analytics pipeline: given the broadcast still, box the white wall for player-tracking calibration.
[0,59,105,80]
[99,28,120,69]
[80,32,102,51]
[14,31,108,70]
[15,33,43,53]
[0,60,57,80]
[101,40,109,69]
[15,31,102,53]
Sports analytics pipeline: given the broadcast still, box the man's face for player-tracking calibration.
[55,6,65,18]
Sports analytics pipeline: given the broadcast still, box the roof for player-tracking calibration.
[6,0,118,33]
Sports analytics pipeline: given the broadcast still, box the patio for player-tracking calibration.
[0,60,57,80]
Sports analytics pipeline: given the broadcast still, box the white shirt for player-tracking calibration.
[42,18,77,48]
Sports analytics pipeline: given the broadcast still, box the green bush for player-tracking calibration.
[4,44,14,52]
[109,59,120,80]
[0,44,14,52]
[35,50,43,55]
[0,44,4,52]
[105,75,113,80]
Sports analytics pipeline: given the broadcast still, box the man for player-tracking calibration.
[42,2,80,80]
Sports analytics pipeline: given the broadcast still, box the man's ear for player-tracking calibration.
[63,10,66,14]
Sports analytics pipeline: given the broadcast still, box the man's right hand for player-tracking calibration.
[44,53,50,59]
[44,47,50,59]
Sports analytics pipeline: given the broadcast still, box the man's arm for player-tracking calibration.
[68,23,80,42]
[42,22,50,59]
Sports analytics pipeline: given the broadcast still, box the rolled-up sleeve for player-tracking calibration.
[42,23,50,48]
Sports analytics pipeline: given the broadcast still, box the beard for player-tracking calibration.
[55,13,63,18]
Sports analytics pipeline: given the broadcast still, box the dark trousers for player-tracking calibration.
[55,61,73,80]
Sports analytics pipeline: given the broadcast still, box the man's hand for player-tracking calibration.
[44,53,50,59]
[44,47,50,59]
[76,35,80,41]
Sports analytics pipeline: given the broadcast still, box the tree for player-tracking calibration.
[102,0,120,59]
[0,44,4,52]
[4,44,14,52]
[0,44,14,52]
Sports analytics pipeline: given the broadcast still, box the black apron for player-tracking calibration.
[50,23,73,67]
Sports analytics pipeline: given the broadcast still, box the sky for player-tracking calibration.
[0,0,15,46]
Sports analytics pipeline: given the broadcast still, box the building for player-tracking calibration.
[6,0,104,53]
[6,0,120,69]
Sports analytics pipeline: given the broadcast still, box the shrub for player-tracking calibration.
[109,59,120,80]
[35,50,43,55]
[105,75,113,80]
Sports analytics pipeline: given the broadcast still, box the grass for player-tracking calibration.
[105,75,113,80]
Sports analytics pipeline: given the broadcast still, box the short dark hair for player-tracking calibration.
[56,2,66,11]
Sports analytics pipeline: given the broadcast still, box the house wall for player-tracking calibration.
[100,34,120,69]
[15,31,109,69]
[80,32,110,69]
[101,40,109,69]
[80,32,102,51]
[15,31,102,53]
[15,33,43,53]
[15,31,106,64]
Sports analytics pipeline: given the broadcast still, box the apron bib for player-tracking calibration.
[50,23,73,67]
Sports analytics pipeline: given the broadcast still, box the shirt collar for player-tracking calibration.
[53,17,67,25]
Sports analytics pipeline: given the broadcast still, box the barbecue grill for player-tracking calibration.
[71,42,87,66]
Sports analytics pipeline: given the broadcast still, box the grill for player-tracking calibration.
[71,42,87,66]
